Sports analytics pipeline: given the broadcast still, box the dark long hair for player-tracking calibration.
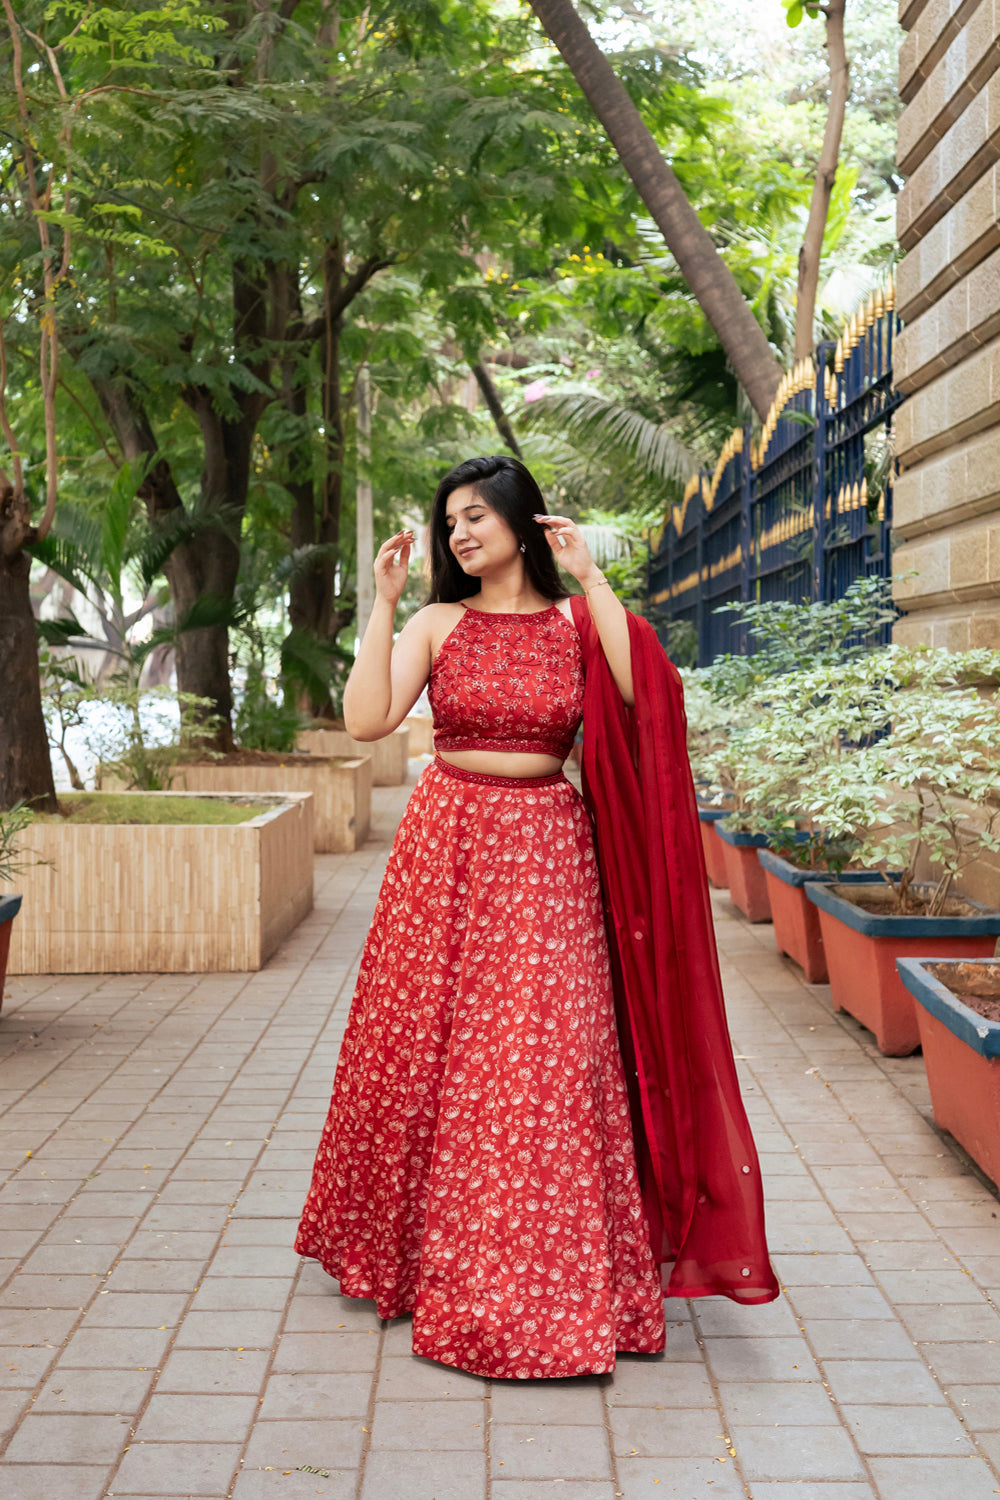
[426,455,566,604]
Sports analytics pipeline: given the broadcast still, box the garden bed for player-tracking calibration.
[297,724,410,786]
[2,793,314,975]
[161,753,371,853]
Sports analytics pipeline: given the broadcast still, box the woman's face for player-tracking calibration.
[444,485,520,576]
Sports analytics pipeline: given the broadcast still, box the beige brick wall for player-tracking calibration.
[893,0,1000,664]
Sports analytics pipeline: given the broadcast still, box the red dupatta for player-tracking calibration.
[571,595,779,1304]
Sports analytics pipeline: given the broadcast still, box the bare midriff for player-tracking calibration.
[437,748,565,779]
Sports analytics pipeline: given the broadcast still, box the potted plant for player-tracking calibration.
[689,577,895,921]
[731,653,896,979]
[803,645,1000,1054]
[0,803,30,1015]
[896,957,1000,1187]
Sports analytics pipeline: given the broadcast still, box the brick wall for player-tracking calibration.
[892,0,1000,650]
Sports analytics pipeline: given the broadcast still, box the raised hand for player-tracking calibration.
[533,514,603,589]
[373,529,415,607]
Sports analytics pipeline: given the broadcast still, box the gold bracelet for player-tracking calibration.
[584,577,611,594]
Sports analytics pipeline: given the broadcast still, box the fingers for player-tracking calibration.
[376,529,415,561]
[533,514,576,550]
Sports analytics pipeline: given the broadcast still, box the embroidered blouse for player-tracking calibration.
[428,604,584,760]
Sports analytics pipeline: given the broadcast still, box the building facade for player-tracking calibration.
[892,0,1000,649]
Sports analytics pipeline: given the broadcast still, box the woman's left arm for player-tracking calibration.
[535,515,634,705]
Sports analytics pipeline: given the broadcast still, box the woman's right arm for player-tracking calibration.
[342,529,435,741]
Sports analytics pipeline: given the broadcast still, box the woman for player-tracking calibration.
[295,455,777,1381]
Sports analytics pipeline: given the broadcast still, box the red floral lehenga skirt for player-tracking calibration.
[294,757,666,1379]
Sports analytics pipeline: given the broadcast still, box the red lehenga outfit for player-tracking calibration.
[295,599,778,1380]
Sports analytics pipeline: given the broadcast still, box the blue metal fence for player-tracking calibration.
[648,282,902,666]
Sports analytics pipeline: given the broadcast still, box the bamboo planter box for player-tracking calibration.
[404,715,435,757]
[166,755,371,854]
[804,882,1000,1056]
[897,959,1000,1188]
[697,808,730,890]
[757,850,882,984]
[2,794,313,975]
[298,725,410,786]
[0,894,22,1014]
[716,825,771,922]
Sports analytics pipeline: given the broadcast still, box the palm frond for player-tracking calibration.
[521,393,697,489]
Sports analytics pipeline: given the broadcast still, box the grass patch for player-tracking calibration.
[34,794,275,827]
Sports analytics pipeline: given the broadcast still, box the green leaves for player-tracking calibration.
[783,0,823,28]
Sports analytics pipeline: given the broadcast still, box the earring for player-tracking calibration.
[519,542,526,553]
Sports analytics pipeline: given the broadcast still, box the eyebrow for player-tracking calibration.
[445,501,485,521]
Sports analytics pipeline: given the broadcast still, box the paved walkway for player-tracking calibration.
[2,772,1000,1500]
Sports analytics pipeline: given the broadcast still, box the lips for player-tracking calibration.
[457,546,479,558]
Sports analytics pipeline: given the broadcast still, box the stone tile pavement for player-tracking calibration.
[1,770,999,1499]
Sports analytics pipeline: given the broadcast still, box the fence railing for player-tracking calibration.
[648,281,902,666]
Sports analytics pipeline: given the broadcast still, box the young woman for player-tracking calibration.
[294,455,777,1381]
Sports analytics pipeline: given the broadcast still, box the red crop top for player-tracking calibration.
[428,604,584,760]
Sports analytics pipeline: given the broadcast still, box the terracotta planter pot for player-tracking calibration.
[804,882,1000,1056]
[897,958,1000,1187]
[697,808,729,890]
[758,851,882,984]
[0,894,22,1016]
[715,825,771,922]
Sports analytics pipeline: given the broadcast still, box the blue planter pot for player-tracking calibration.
[757,849,881,888]
[697,807,730,825]
[897,957,1000,1186]
[805,880,1000,937]
[715,825,767,849]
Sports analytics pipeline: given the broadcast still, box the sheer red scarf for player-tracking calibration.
[571,595,778,1304]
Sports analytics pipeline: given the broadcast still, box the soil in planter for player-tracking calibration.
[35,794,271,827]
[925,961,1000,1022]
[833,885,982,920]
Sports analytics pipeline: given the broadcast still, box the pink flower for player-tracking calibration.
[522,379,549,402]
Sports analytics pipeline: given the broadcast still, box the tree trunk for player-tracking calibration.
[355,363,374,641]
[471,361,523,458]
[795,0,849,360]
[528,0,783,420]
[0,475,57,810]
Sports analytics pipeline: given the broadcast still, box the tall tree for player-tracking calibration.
[527,0,783,419]
[785,0,850,358]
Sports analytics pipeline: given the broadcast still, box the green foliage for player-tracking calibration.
[0,803,33,885]
[235,669,304,755]
[32,793,266,826]
[783,0,823,28]
[705,575,896,705]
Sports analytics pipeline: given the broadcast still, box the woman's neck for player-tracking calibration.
[471,567,547,614]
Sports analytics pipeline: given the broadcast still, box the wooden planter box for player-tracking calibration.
[2,794,313,975]
[897,959,1000,1187]
[166,756,371,854]
[805,882,1000,1056]
[404,715,435,757]
[697,808,729,890]
[0,894,22,1014]
[298,725,409,786]
[716,825,771,923]
[758,850,882,984]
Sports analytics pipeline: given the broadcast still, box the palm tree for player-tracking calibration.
[527,0,784,420]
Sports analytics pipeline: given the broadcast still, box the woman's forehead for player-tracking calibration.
[445,484,487,519]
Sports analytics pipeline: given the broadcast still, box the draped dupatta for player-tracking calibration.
[570,595,779,1304]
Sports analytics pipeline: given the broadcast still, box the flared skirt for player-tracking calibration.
[294,758,665,1378]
